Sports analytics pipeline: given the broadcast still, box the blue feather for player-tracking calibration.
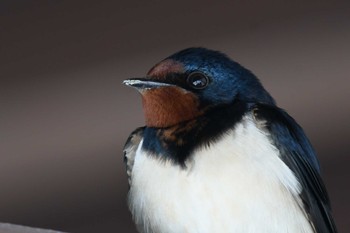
[254,104,337,233]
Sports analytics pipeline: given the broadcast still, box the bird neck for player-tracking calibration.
[142,100,249,165]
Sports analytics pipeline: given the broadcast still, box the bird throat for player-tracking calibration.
[141,86,201,128]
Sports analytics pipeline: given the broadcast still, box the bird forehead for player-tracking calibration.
[147,59,185,77]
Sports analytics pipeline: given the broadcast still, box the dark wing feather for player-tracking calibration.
[253,104,337,233]
[123,127,145,186]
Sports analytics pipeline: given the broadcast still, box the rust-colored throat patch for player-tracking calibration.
[141,86,201,128]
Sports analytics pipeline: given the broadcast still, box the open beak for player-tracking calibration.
[123,78,173,90]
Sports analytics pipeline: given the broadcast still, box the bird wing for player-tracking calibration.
[123,127,145,186]
[253,104,337,233]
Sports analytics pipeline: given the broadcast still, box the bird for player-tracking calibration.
[123,47,337,233]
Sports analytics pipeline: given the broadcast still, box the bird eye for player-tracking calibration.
[187,72,209,89]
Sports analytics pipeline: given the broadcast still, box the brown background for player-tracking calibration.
[1,1,349,232]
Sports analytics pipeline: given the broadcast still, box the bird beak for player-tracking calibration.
[123,78,173,90]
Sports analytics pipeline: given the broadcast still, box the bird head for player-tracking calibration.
[124,47,274,128]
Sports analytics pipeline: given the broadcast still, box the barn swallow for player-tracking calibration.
[123,48,337,233]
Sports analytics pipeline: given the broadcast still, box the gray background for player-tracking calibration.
[1,1,349,232]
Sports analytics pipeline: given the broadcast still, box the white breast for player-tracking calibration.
[128,115,314,233]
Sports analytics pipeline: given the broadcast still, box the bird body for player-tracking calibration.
[128,114,313,233]
[123,48,336,233]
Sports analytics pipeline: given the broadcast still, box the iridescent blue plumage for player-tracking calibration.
[254,104,336,232]
[168,47,275,105]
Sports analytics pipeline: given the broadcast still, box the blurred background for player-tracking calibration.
[1,0,349,232]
